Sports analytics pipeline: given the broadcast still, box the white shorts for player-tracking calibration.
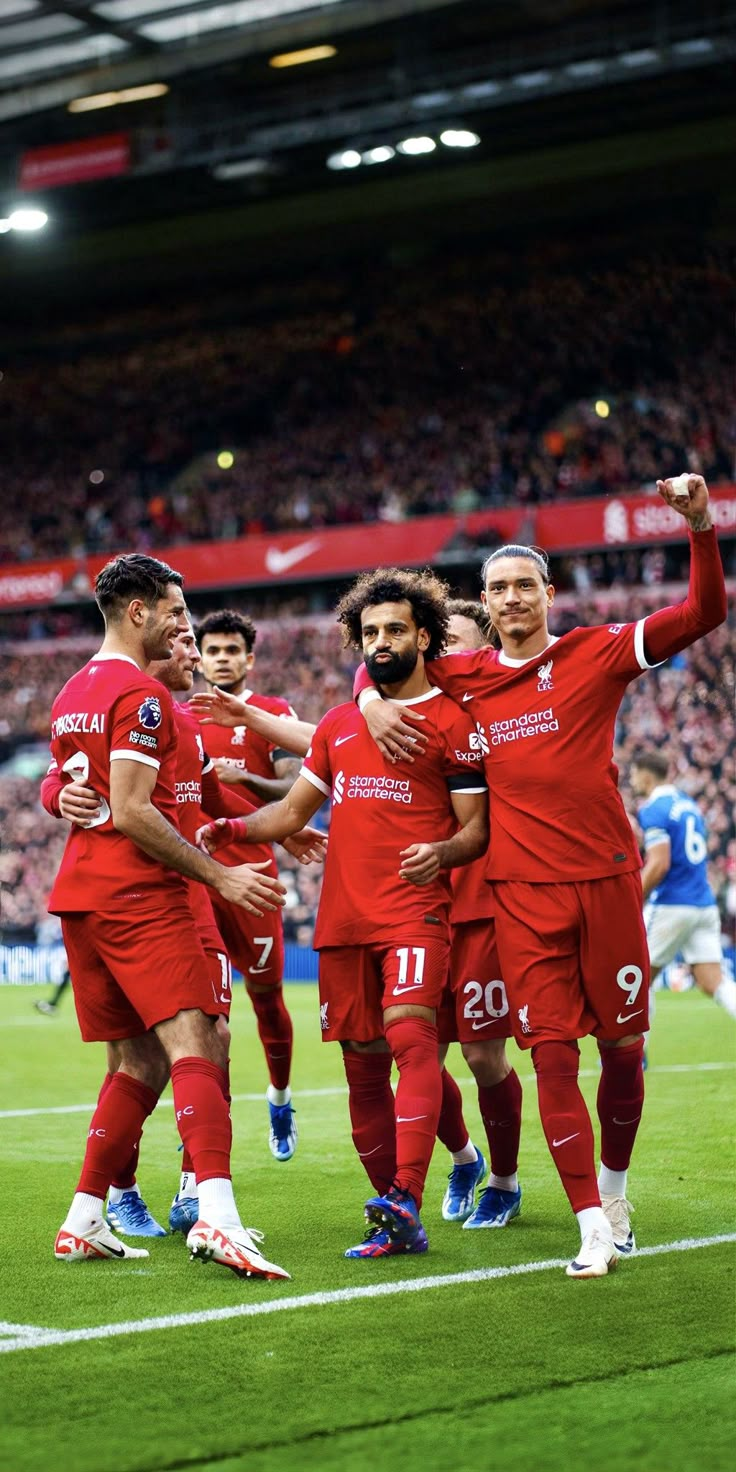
[644,903,723,970]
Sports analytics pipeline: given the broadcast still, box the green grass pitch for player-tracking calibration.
[1,983,734,1472]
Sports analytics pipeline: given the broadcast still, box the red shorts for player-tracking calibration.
[438,918,512,1045]
[188,885,232,1020]
[318,935,450,1044]
[211,889,284,990]
[493,873,650,1049]
[61,900,225,1043]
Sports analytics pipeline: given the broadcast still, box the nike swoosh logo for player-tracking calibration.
[613,1116,641,1126]
[616,1009,644,1024]
[397,1114,427,1123]
[471,1020,494,1031]
[103,1241,127,1258]
[335,734,357,747]
[264,538,321,575]
[552,1133,579,1148]
[357,1146,383,1158]
[462,693,473,702]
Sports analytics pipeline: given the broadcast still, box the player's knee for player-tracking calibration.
[461,1039,508,1086]
[115,1033,169,1094]
[341,1038,389,1055]
[246,980,276,998]
[156,1006,223,1064]
[598,1033,644,1049]
[215,1014,231,1052]
[531,1039,580,1077]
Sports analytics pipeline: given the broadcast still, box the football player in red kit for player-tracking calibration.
[197,569,488,1259]
[355,476,727,1277]
[196,611,301,1161]
[45,618,324,1239]
[46,554,290,1280]
[436,602,524,1231]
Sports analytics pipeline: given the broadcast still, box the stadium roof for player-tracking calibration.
[0,0,464,117]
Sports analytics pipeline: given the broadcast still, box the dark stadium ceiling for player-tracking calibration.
[0,0,734,278]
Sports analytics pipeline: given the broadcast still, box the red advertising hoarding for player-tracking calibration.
[0,487,733,611]
[18,133,131,191]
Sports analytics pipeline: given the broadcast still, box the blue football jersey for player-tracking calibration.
[638,784,714,907]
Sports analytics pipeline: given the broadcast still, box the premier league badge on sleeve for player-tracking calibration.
[138,696,162,730]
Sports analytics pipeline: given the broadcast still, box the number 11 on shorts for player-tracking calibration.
[394,946,426,994]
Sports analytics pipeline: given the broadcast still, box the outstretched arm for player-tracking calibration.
[642,476,727,664]
[196,774,325,853]
[190,688,316,758]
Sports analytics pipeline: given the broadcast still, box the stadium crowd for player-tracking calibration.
[2,244,733,565]
[2,605,733,948]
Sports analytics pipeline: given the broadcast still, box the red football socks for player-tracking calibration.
[384,1016,442,1209]
[170,1056,232,1184]
[532,1040,599,1212]
[436,1067,470,1155]
[597,1039,645,1171]
[179,1057,230,1177]
[77,1071,159,1199]
[248,985,293,1092]
[477,1069,523,1178]
[342,1049,396,1193]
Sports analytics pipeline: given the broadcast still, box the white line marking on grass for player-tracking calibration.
[0,1321,49,1337]
[1,1234,733,1355]
[2,1062,734,1120]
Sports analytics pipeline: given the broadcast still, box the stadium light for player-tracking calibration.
[326,149,361,170]
[68,84,169,113]
[439,129,480,148]
[0,208,48,232]
[396,136,436,156]
[595,400,611,418]
[361,146,395,165]
[213,158,272,180]
[217,450,235,469]
[269,45,337,68]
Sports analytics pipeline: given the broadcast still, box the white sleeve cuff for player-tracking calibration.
[110,749,161,771]
[301,765,331,798]
[358,689,382,711]
[634,617,667,670]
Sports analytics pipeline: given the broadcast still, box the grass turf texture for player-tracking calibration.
[0,983,733,1472]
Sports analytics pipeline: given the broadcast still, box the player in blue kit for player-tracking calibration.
[630,751,736,1019]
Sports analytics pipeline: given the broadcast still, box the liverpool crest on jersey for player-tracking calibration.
[537,660,554,692]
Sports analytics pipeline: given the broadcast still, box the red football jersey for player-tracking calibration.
[201,689,297,869]
[171,701,224,947]
[302,690,487,949]
[425,620,659,883]
[172,701,212,846]
[451,854,493,924]
[47,653,185,913]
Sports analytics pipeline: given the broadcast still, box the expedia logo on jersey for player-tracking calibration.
[138,696,162,730]
[486,707,560,746]
[335,769,413,805]
[454,727,488,762]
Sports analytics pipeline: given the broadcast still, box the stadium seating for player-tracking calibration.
[2,245,732,565]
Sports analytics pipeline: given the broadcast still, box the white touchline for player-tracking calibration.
[1,1236,733,1356]
[0,1322,48,1337]
[1,1061,734,1120]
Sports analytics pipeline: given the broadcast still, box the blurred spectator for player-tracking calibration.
[1,242,733,564]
